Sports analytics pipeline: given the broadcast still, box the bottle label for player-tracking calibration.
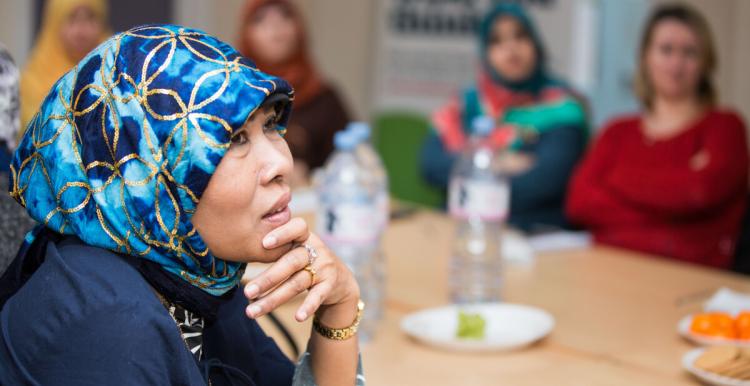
[376,192,390,230]
[317,203,380,245]
[448,178,509,221]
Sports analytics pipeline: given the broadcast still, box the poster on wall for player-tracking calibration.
[372,0,596,116]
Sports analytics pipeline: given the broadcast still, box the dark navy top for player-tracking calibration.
[0,237,295,385]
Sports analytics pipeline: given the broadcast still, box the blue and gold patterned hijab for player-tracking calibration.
[9,25,293,296]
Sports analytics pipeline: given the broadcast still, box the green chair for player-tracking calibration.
[372,111,445,209]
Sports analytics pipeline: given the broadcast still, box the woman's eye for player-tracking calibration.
[514,30,529,41]
[231,132,249,146]
[684,46,699,59]
[264,115,280,134]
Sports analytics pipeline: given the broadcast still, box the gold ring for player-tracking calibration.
[303,264,317,289]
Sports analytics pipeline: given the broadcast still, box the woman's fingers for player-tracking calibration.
[262,217,309,249]
[246,269,314,319]
[244,246,308,299]
[244,231,357,324]
[295,280,334,322]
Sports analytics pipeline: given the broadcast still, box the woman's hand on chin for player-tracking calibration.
[242,217,360,323]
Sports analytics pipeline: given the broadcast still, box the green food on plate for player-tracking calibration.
[456,310,486,340]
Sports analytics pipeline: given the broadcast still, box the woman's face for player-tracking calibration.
[192,105,294,264]
[487,16,537,83]
[645,19,703,102]
[59,6,103,62]
[244,4,298,65]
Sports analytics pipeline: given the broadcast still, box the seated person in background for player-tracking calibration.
[239,0,351,185]
[0,45,35,273]
[566,4,748,269]
[19,0,109,135]
[0,44,20,171]
[420,3,587,232]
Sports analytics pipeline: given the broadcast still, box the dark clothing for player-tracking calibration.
[0,171,35,275]
[0,234,295,385]
[732,195,750,274]
[285,85,350,169]
[421,124,586,231]
[0,142,10,173]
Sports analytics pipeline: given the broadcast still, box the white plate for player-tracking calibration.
[683,348,750,386]
[678,315,750,347]
[400,303,554,352]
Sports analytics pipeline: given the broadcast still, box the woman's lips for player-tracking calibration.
[262,205,291,226]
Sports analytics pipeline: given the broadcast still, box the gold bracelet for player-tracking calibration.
[312,300,365,340]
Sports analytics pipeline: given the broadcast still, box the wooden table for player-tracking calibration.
[258,210,750,385]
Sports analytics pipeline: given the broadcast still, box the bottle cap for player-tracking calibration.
[346,121,371,142]
[334,130,358,151]
[471,116,495,137]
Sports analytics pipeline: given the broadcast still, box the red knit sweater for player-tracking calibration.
[566,109,749,269]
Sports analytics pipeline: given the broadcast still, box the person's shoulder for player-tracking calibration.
[603,113,641,130]
[300,82,349,113]
[55,239,154,297]
[707,108,747,129]
[0,240,194,383]
[314,83,347,104]
[597,113,641,140]
[3,239,169,333]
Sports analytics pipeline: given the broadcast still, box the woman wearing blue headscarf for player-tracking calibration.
[420,3,588,232]
[0,25,364,386]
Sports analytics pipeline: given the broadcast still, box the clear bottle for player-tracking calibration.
[346,122,389,229]
[346,122,388,322]
[448,116,510,303]
[316,130,382,342]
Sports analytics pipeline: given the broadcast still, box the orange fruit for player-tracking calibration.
[735,312,750,340]
[711,313,738,339]
[690,312,738,339]
[691,313,715,336]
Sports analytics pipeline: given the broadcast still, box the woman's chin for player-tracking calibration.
[245,242,295,264]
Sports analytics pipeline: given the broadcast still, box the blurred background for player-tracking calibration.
[1,3,750,383]
[1,0,748,130]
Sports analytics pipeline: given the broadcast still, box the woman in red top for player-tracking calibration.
[566,4,749,269]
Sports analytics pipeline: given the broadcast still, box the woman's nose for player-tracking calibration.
[258,141,293,186]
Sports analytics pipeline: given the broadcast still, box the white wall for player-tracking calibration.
[191,0,375,120]
[0,0,33,68]
[1,0,747,123]
[294,0,375,120]
[653,0,749,119]
[729,0,750,123]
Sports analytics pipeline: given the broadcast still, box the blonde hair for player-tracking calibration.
[635,3,717,109]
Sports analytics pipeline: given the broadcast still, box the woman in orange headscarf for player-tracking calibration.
[19,0,109,134]
[238,0,351,182]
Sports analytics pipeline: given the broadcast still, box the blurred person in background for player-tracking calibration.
[420,3,588,232]
[19,0,109,135]
[0,44,20,170]
[239,0,351,186]
[566,4,748,269]
[0,45,35,275]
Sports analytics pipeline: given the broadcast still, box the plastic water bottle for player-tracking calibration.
[346,122,389,232]
[346,122,388,318]
[448,116,509,303]
[316,130,382,342]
